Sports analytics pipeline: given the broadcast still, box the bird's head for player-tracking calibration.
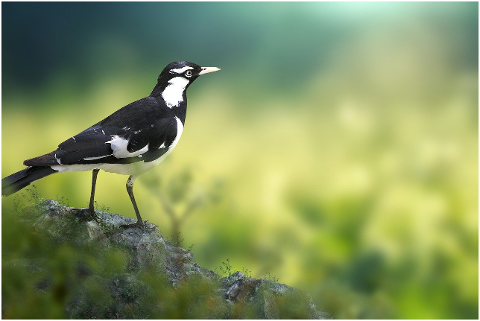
[164,61,220,81]
[151,61,220,102]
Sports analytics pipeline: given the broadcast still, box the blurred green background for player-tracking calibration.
[2,2,478,318]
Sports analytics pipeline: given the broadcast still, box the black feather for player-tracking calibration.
[2,166,57,196]
[27,98,182,166]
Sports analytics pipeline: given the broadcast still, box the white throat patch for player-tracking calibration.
[162,77,189,108]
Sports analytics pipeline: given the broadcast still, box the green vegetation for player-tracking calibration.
[2,196,321,319]
[2,2,478,318]
[2,198,126,318]
[2,203,226,319]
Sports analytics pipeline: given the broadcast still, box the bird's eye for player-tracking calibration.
[185,70,193,78]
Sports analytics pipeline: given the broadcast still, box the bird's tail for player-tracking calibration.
[2,166,57,197]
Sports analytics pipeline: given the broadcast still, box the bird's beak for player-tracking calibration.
[199,66,221,75]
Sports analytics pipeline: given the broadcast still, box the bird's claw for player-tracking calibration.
[74,208,103,223]
[120,220,155,230]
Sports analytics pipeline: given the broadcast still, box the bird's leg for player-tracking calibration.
[127,175,143,224]
[121,175,147,229]
[89,169,99,213]
[85,169,101,222]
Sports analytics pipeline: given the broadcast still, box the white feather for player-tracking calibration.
[54,153,62,165]
[107,135,149,158]
[169,116,184,150]
[162,77,189,108]
[83,154,113,161]
[170,66,193,74]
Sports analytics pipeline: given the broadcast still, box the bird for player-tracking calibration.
[2,61,220,228]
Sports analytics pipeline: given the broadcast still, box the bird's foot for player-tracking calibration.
[120,219,155,230]
[75,208,103,224]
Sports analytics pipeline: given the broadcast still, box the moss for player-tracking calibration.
[2,197,327,319]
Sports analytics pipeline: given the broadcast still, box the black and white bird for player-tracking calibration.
[2,61,220,228]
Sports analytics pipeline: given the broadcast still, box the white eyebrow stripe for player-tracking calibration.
[170,66,193,74]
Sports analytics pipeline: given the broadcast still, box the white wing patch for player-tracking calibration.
[54,153,62,165]
[83,154,113,161]
[107,135,149,158]
[162,77,189,108]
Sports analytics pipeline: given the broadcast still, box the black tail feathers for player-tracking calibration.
[2,166,57,197]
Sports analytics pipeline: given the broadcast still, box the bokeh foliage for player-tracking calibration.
[2,2,478,318]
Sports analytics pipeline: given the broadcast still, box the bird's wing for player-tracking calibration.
[24,116,180,167]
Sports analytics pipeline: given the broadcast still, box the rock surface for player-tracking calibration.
[6,199,330,319]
